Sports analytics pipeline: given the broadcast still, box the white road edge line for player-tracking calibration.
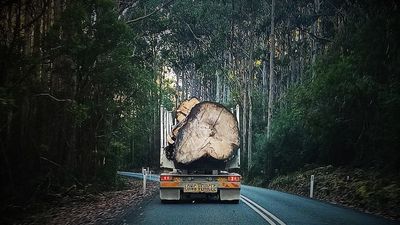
[241,195,286,225]
[241,196,277,225]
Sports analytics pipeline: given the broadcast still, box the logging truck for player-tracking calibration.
[159,98,241,203]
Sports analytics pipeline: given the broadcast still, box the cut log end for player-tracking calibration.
[174,101,239,165]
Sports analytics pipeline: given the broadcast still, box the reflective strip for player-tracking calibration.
[217,177,228,182]
[220,182,240,188]
[160,181,180,187]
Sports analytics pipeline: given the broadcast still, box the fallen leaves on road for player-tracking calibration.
[17,179,158,225]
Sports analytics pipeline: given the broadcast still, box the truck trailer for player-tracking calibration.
[159,99,241,203]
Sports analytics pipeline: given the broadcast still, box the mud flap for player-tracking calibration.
[219,189,240,201]
[160,188,180,200]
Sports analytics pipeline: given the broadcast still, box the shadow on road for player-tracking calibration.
[160,199,240,204]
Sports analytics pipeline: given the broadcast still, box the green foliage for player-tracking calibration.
[67,103,89,126]
[253,1,400,180]
[0,0,173,198]
[268,166,400,218]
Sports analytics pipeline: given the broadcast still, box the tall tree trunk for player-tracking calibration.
[247,36,255,171]
[261,60,267,122]
[216,70,220,102]
[267,0,275,138]
[130,135,134,168]
[182,70,186,100]
[176,71,181,108]
[247,70,253,171]
[242,71,248,169]
[311,0,321,78]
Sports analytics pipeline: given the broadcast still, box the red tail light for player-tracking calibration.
[160,175,173,181]
[228,176,241,182]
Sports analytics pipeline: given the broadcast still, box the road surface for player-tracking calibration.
[118,172,399,225]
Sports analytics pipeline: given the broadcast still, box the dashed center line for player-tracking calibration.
[241,195,286,225]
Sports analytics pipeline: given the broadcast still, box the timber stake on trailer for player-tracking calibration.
[236,104,240,167]
[160,106,174,169]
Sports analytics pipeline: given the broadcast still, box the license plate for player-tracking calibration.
[184,183,217,193]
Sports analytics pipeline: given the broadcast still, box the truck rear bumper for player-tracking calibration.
[159,173,241,202]
[159,187,240,201]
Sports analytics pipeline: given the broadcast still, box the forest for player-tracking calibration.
[1,0,399,217]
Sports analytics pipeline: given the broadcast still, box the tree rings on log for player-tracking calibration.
[174,101,240,164]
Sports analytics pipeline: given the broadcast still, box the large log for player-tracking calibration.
[174,101,240,165]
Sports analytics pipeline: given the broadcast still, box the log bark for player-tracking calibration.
[174,101,239,165]
[168,97,200,144]
[176,97,200,123]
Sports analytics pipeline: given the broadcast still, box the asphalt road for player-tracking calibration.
[119,172,399,225]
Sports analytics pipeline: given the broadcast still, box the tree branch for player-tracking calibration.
[18,0,49,33]
[40,156,83,187]
[34,93,73,103]
[185,22,203,42]
[297,26,333,43]
[125,0,174,24]
[118,0,140,20]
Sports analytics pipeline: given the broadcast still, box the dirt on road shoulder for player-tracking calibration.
[5,178,158,225]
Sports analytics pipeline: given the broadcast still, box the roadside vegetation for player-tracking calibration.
[245,2,400,219]
[260,166,400,220]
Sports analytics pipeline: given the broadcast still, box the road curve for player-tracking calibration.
[240,185,398,225]
[119,172,399,225]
